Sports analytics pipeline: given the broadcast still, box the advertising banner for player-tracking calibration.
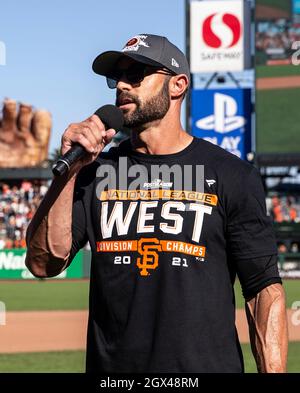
[293,0,300,14]
[191,88,252,160]
[190,0,250,72]
[0,249,84,279]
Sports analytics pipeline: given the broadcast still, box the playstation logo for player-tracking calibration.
[196,93,246,134]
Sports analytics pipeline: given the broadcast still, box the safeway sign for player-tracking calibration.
[190,0,250,72]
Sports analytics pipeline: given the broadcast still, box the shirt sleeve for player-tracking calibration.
[235,254,282,300]
[67,177,88,264]
[226,166,281,298]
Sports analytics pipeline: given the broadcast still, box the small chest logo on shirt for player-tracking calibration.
[143,179,173,189]
[206,179,216,187]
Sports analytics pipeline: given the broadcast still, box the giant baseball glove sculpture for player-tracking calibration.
[0,99,51,167]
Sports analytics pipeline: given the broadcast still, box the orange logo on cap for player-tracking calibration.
[125,38,139,47]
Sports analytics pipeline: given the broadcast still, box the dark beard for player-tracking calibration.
[116,77,171,128]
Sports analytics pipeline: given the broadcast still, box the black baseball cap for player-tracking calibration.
[92,33,190,83]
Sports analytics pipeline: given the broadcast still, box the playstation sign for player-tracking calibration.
[191,88,252,160]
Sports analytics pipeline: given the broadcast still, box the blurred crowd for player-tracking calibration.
[0,180,49,249]
[256,20,300,59]
[266,195,300,223]
[256,31,291,52]
[277,241,300,254]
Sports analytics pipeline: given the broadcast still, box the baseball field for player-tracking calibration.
[0,279,299,373]
[256,65,300,78]
[256,62,300,154]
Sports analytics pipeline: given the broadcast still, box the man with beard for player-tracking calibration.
[25,34,288,373]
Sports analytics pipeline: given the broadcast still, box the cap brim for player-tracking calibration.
[92,51,166,76]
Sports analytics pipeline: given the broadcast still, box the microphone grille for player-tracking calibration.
[94,105,124,130]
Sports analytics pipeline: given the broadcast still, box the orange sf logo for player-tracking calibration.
[137,238,162,276]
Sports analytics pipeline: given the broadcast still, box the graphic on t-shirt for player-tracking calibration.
[96,188,217,276]
[96,238,206,276]
[99,189,217,204]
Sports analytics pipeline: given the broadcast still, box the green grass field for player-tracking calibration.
[0,280,89,311]
[256,87,300,153]
[0,279,299,311]
[256,65,300,78]
[0,343,299,372]
[0,351,85,373]
[257,0,291,13]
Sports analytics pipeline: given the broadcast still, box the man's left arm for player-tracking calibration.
[245,282,288,373]
[225,166,289,373]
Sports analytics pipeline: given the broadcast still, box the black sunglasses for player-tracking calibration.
[106,63,175,89]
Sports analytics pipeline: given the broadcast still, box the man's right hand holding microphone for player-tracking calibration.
[53,105,124,176]
[25,105,123,277]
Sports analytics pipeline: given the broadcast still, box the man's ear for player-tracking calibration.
[169,74,189,99]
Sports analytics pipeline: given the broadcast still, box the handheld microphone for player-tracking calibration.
[52,105,124,177]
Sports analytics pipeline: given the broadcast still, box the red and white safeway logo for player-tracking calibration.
[202,13,241,49]
[190,0,247,73]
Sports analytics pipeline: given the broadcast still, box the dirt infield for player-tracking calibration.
[257,76,300,90]
[256,5,290,20]
[0,311,88,353]
[0,310,299,353]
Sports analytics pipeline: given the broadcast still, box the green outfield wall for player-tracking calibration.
[0,249,88,279]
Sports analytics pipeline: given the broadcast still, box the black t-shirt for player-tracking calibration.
[70,136,281,373]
